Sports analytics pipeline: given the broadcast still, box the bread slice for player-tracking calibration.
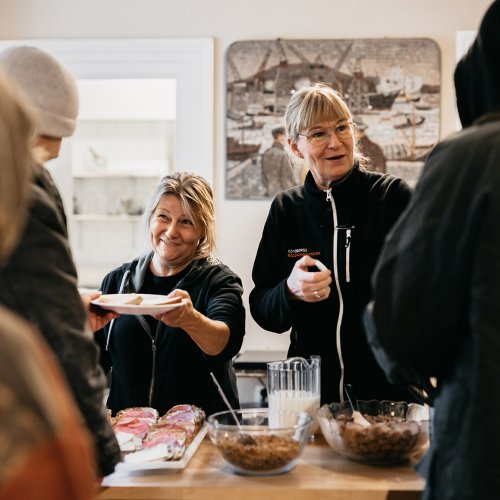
[124,294,144,305]
[154,296,183,305]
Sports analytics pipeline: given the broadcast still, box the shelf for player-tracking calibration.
[72,214,143,222]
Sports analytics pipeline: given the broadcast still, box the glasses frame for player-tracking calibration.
[298,121,355,147]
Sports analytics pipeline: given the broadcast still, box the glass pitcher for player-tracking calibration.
[267,356,321,432]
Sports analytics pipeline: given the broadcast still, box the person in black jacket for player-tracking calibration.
[95,172,245,417]
[250,82,412,405]
[364,2,500,498]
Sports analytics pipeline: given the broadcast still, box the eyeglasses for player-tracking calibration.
[298,121,355,147]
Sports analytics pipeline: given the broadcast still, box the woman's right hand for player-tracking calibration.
[153,289,230,356]
[286,255,332,302]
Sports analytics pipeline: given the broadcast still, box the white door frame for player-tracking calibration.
[0,38,214,182]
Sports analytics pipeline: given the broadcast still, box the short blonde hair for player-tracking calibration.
[285,82,366,166]
[285,83,352,142]
[0,74,35,264]
[143,172,217,262]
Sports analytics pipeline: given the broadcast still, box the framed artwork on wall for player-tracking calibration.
[225,38,441,199]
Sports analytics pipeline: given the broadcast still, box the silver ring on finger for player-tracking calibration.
[313,290,321,299]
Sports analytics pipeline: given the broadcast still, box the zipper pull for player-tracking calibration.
[325,189,332,202]
[345,228,352,248]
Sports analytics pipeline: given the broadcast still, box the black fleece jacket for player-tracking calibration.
[94,254,245,417]
[365,2,500,498]
[250,165,412,404]
[0,163,121,477]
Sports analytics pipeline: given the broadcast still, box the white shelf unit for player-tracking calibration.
[70,117,173,288]
[72,214,144,222]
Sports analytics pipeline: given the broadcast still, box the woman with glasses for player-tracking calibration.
[250,82,413,405]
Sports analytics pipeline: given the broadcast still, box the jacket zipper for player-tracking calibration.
[345,228,351,283]
[148,337,157,406]
[325,188,346,403]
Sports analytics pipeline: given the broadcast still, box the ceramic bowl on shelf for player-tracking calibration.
[206,408,313,476]
[317,400,430,466]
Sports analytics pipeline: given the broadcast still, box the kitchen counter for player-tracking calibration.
[99,434,425,500]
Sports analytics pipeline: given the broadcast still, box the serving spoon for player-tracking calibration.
[210,372,256,445]
[345,384,371,427]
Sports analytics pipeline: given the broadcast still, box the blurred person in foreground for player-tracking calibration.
[94,172,245,417]
[364,2,500,498]
[0,45,120,477]
[0,74,96,499]
[249,83,413,405]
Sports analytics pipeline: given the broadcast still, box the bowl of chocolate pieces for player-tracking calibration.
[317,400,430,465]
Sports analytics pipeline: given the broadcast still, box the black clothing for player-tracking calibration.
[95,253,245,417]
[0,163,121,477]
[364,3,500,498]
[250,165,412,404]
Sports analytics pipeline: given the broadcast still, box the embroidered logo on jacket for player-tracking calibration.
[287,248,321,258]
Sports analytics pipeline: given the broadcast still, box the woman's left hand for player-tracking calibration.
[81,290,119,332]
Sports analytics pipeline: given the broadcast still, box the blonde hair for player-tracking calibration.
[0,74,35,264]
[285,82,366,166]
[143,172,217,263]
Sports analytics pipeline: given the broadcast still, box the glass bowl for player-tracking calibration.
[206,408,313,475]
[317,400,430,465]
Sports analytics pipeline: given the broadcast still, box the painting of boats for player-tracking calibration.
[225,38,441,199]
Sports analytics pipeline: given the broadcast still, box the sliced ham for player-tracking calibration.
[115,406,158,423]
[111,404,205,461]
[143,425,187,459]
[114,417,151,438]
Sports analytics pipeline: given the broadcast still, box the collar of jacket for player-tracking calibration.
[128,252,207,291]
[303,162,361,198]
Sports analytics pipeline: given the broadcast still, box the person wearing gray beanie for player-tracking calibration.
[0,44,121,478]
[0,46,79,161]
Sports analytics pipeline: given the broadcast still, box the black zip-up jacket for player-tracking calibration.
[94,253,245,417]
[250,165,412,404]
[364,3,500,498]
[0,163,121,477]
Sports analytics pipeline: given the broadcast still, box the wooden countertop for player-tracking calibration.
[99,435,425,500]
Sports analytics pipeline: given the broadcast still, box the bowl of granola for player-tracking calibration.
[206,408,313,475]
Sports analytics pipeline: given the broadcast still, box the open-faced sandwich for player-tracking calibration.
[111,404,205,462]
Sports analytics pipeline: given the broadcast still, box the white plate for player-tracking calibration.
[114,424,207,472]
[91,293,186,315]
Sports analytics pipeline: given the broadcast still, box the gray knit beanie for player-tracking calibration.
[0,46,79,137]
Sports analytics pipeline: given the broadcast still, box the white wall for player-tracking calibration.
[1,0,491,354]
